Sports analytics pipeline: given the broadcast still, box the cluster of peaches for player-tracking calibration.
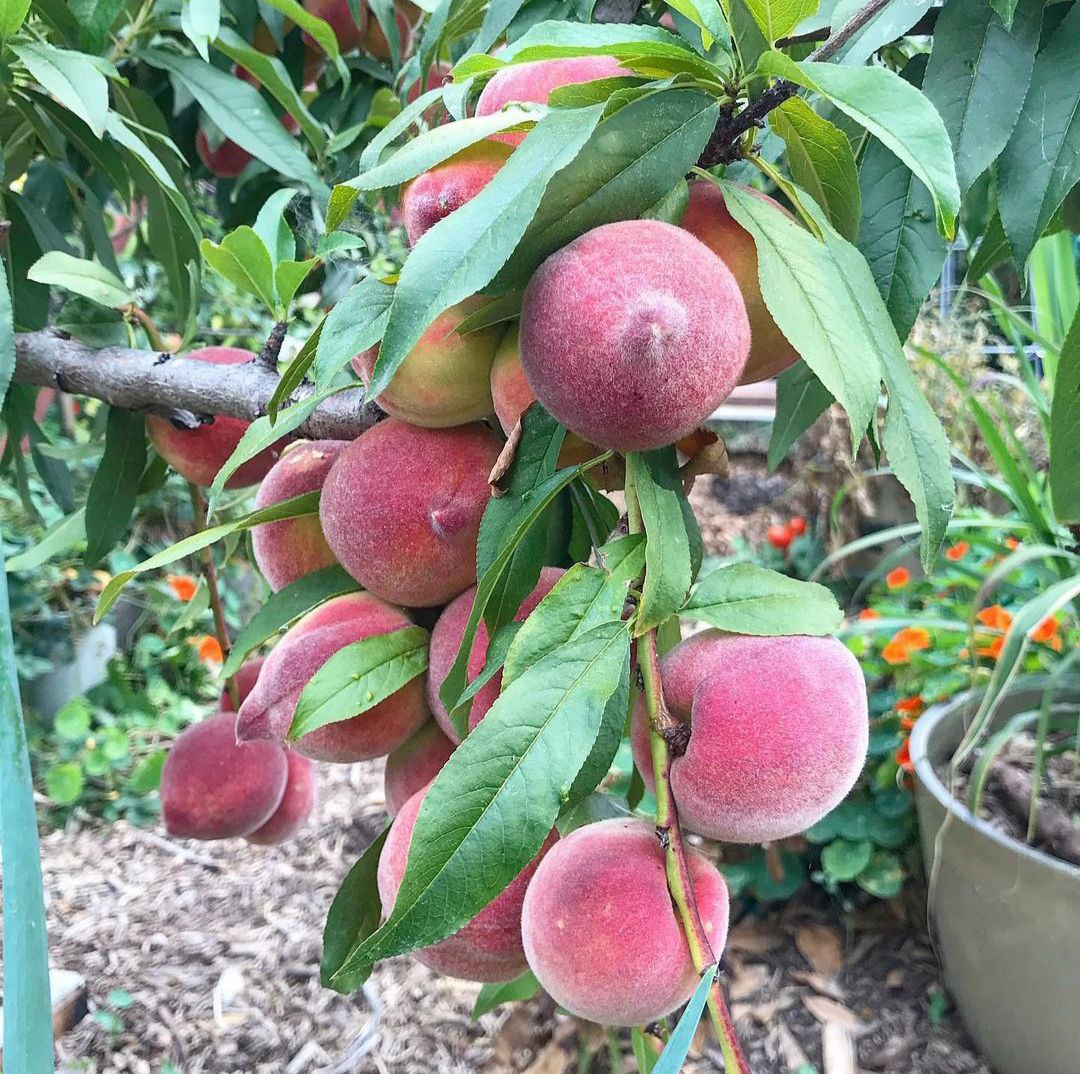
[155,52,870,1028]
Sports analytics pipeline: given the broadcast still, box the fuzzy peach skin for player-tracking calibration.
[359,6,413,61]
[383,721,456,815]
[217,656,266,713]
[161,712,288,840]
[236,592,429,762]
[319,419,502,607]
[519,220,750,452]
[521,817,729,1025]
[631,631,869,843]
[352,299,504,426]
[245,750,317,844]
[426,566,565,743]
[400,142,514,244]
[378,783,558,981]
[252,440,346,591]
[476,56,626,145]
[146,348,287,487]
[680,181,798,384]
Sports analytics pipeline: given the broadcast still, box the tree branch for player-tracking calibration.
[697,0,898,167]
[13,330,381,441]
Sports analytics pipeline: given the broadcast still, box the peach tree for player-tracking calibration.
[3,0,1080,1070]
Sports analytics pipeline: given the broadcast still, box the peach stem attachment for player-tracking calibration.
[187,482,239,710]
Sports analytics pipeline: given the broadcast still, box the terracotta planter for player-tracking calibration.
[910,681,1080,1074]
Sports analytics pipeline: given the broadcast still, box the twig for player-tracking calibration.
[257,321,289,371]
[698,0,898,167]
[776,5,937,48]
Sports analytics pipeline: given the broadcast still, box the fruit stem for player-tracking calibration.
[187,482,239,709]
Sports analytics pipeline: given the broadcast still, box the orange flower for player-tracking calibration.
[1030,615,1058,643]
[896,739,913,772]
[895,626,931,651]
[1005,536,1021,551]
[788,516,807,537]
[976,635,1005,660]
[167,574,198,601]
[859,608,881,621]
[976,605,1013,632]
[193,635,224,664]
[901,714,919,731]
[882,640,910,665]
[945,541,969,562]
[896,695,924,714]
[886,567,910,589]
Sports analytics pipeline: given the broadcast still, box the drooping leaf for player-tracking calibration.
[767,361,834,471]
[682,563,843,635]
[1050,307,1080,523]
[11,42,109,138]
[472,970,541,1020]
[653,965,718,1074]
[5,509,86,572]
[314,275,394,384]
[252,188,298,268]
[84,409,146,565]
[27,252,129,308]
[181,0,221,59]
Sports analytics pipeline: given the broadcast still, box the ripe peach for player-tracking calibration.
[245,749,317,844]
[383,721,456,815]
[195,129,255,179]
[406,59,452,125]
[519,220,750,451]
[680,181,798,384]
[236,592,429,762]
[630,631,869,843]
[319,419,501,606]
[426,566,565,742]
[400,141,514,244]
[252,440,346,591]
[146,348,287,487]
[304,0,366,51]
[161,711,288,840]
[352,300,503,426]
[476,56,626,145]
[378,783,558,981]
[218,656,266,713]
[521,818,729,1025]
[359,7,413,62]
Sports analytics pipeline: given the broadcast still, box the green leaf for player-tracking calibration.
[743,0,815,44]
[252,188,298,268]
[5,509,86,571]
[316,232,366,258]
[141,50,320,187]
[767,361,833,471]
[11,42,109,138]
[653,964,717,1074]
[222,565,360,679]
[662,0,726,49]
[503,534,644,685]
[820,838,874,881]
[989,0,1017,30]
[921,0,1041,195]
[321,825,390,993]
[200,227,277,312]
[45,762,84,805]
[683,563,843,634]
[339,621,631,972]
[70,0,127,52]
[758,53,960,239]
[128,749,166,793]
[1050,308,1080,523]
[998,2,1080,269]
[823,0,933,66]
[717,181,882,448]
[84,409,146,565]
[0,0,31,41]
[368,104,604,402]
[181,0,221,60]
[494,88,721,291]
[27,252,128,308]
[95,491,320,622]
[357,86,445,173]
[288,627,429,741]
[771,97,860,243]
[348,108,540,192]
[627,449,692,636]
[472,970,541,1019]
[275,259,317,309]
[856,849,904,898]
[315,275,395,384]
[260,0,341,58]
[632,1027,661,1074]
[54,699,91,741]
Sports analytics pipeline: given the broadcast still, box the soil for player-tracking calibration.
[30,763,993,1074]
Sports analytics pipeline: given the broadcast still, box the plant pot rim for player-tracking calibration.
[909,680,1080,881]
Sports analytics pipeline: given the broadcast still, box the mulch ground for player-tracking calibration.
[35,761,992,1074]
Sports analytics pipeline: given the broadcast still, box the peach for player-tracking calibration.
[426,566,565,742]
[218,656,266,713]
[236,591,429,762]
[352,299,503,426]
[400,141,514,244]
[406,59,452,125]
[195,129,254,178]
[146,348,288,487]
[630,631,869,843]
[378,783,558,981]
[383,721,456,815]
[319,419,501,606]
[245,750,317,844]
[521,818,729,1025]
[252,440,346,591]
[304,0,366,51]
[680,181,798,384]
[520,220,750,451]
[360,6,413,62]
[476,56,626,145]
[160,711,288,840]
